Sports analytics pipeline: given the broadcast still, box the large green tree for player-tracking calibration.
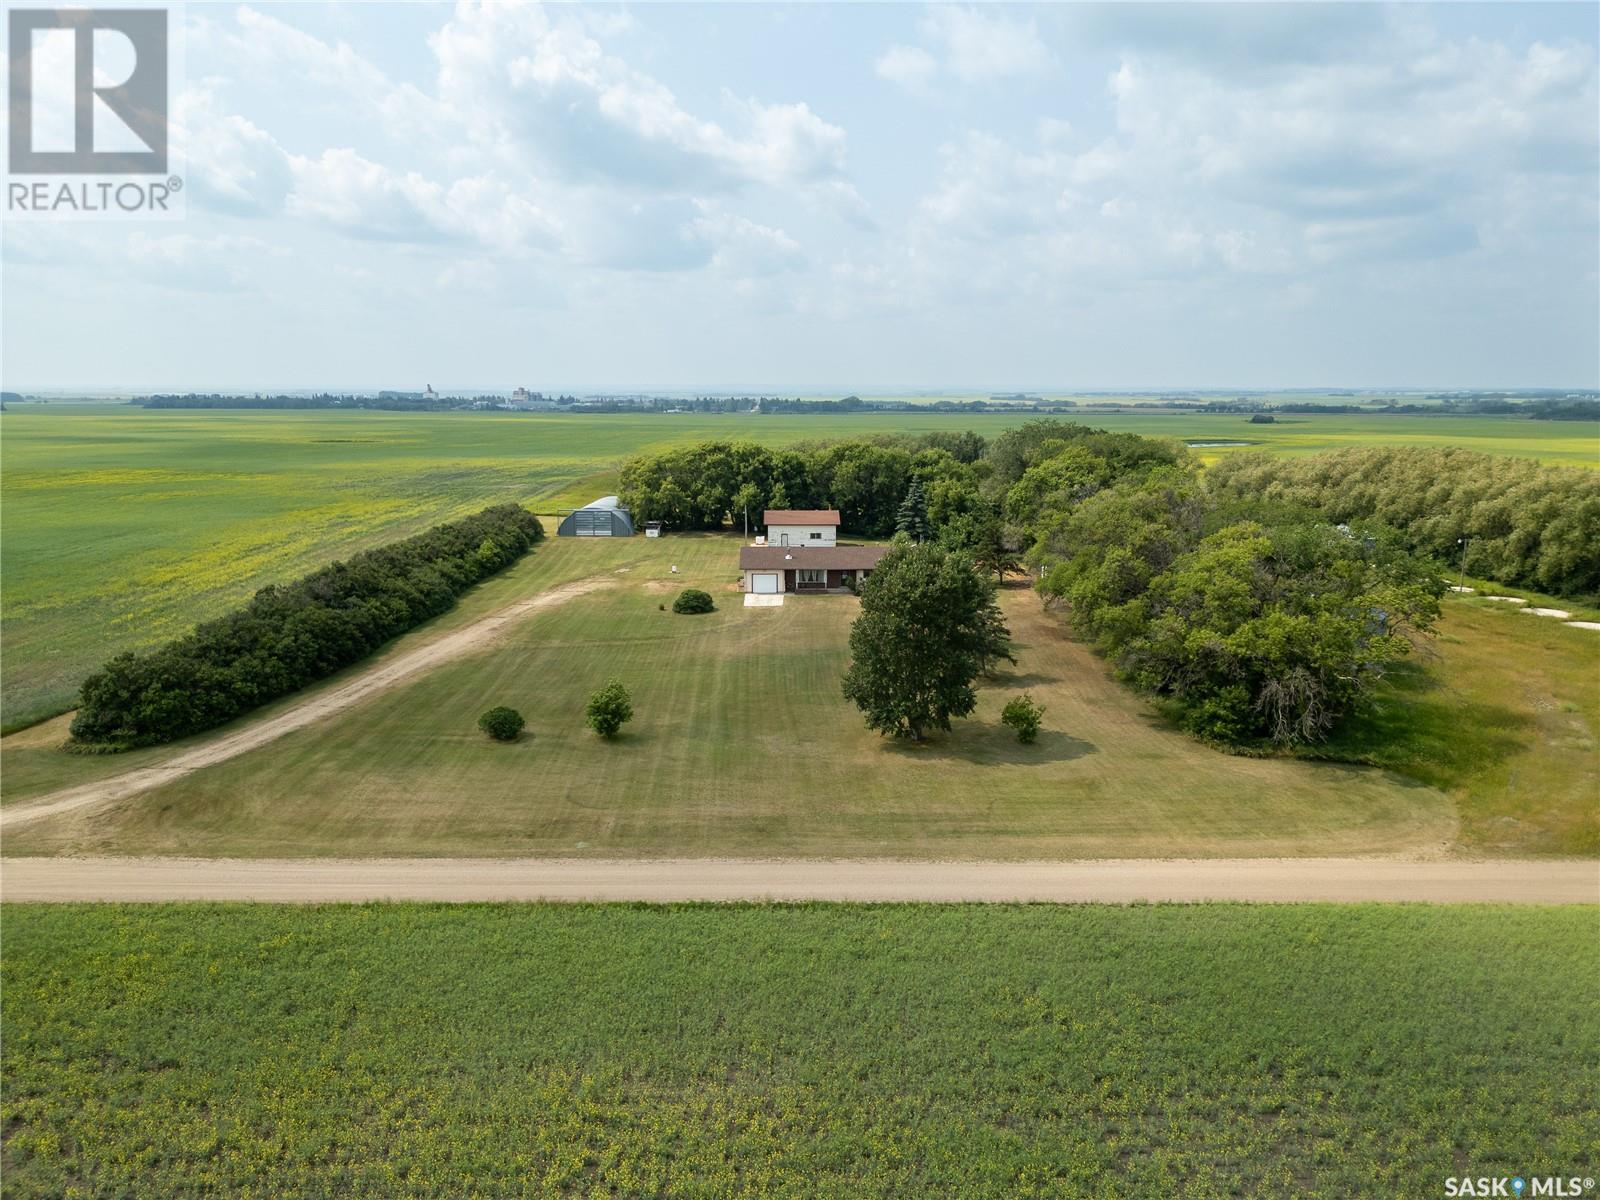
[841,545,1009,741]
[1038,486,1443,745]
[939,502,1023,583]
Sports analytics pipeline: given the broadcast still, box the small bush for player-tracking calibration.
[477,706,525,741]
[1000,694,1045,744]
[672,588,715,615]
[585,680,633,739]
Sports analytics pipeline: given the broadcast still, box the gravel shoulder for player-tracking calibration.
[2,856,1593,903]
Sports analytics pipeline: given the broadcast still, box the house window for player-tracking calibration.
[809,531,822,540]
[797,568,825,585]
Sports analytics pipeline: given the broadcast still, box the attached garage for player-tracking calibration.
[556,496,634,537]
[738,543,890,593]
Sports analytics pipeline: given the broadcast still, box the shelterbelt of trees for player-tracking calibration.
[70,505,543,749]
[619,422,1600,747]
[1208,447,1600,597]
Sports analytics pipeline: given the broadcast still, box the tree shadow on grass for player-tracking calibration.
[879,724,1098,766]
[1311,661,1532,790]
[985,668,1057,690]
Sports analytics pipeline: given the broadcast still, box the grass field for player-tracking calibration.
[3,404,1595,729]
[0,533,1462,859]
[5,534,1594,857]
[1319,589,1600,856]
[3,902,1594,1198]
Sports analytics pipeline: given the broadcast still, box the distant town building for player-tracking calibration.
[424,384,438,399]
[506,387,556,411]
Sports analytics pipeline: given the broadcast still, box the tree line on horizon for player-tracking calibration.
[1205,446,1600,597]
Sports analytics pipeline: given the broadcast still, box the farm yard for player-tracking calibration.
[3,404,1597,728]
[4,531,1595,859]
[6,4,1597,1194]
[1,406,1594,859]
[3,902,1595,1198]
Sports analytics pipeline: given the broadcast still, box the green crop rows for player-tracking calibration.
[3,902,1593,1199]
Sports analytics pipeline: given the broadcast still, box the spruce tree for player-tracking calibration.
[895,479,931,543]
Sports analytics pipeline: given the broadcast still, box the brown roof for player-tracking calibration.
[763,509,840,526]
[740,544,890,570]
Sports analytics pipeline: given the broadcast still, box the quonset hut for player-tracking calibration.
[556,495,635,537]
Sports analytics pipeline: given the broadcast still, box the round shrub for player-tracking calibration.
[1000,694,1045,744]
[477,706,526,741]
[585,680,633,739]
[672,588,715,615]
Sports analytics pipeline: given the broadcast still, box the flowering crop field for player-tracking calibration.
[2,403,1593,729]
[3,902,1594,1199]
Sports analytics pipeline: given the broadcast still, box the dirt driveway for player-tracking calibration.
[0,577,611,832]
[2,856,1593,903]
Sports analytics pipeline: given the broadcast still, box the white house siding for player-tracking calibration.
[767,523,836,547]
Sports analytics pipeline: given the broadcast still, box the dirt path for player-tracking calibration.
[2,856,1593,903]
[0,577,611,831]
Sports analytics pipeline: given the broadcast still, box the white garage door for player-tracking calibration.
[751,572,780,594]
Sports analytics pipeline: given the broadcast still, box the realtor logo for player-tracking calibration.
[8,7,168,174]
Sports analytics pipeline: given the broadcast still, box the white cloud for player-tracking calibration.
[562,195,710,272]
[927,7,1053,84]
[167,2,866,276]
[875,45,938,93]
[173,84,294,216]
[286,148,559,250]
[1069,4,1389,74]
[891,18,1596,308]
[802,180,878,231]
[692,209,805,279]
[432,1,851,191]
[286,149,450,241]
[193,6,443,143]
[7,2,1591,388]
[878,6,1053,95]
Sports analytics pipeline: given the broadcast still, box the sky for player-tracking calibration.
[3,1,1597,393]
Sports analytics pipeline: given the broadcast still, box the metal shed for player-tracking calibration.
[556,495,635,537]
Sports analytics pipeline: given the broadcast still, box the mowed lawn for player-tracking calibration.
[4,404,1594,728]
[3,534,1455,859]
[1319,594,1600,856]
[3,903,1595,1199]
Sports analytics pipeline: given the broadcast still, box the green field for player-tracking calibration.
[3,404,1595,729]
[7,532,1595,859]
[3,902,1593,1199]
